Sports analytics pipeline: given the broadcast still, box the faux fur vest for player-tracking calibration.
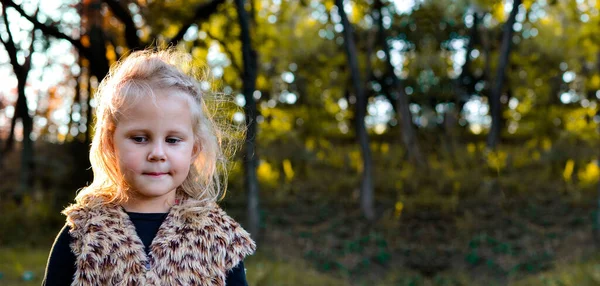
[63,196,256,286]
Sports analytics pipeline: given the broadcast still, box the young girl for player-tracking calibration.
[42,49,256,285]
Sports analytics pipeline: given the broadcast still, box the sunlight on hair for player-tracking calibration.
[72,47,245,209]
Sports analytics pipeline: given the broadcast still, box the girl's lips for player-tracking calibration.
[144,172,168,177]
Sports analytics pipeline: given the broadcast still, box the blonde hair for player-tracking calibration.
[74,48,238,208]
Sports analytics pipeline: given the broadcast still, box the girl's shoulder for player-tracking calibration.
[177,200,257,269]
[61,195,122,240]
[179,199,252,237]
[62,194,116,218]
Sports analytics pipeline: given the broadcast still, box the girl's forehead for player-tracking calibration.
[118,88,192,110]
[117,92,193,123]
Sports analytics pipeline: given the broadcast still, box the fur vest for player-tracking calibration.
[63,195,256,286]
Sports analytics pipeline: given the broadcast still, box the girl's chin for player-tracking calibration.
[128,188,177,198]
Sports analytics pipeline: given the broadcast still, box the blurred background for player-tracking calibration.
[1,0,600,285]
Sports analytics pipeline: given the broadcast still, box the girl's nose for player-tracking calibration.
[147,142,166,161]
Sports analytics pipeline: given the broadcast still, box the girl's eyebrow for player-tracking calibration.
[123,128,152,134]
[124,128,190,136]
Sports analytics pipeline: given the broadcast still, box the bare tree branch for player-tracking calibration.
[102,0,142,49]
[22,7,40,74]
[168,0,226,45]
[1,4,20,74]
[0,0,91,58]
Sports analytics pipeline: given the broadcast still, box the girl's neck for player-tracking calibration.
[121,190,177,213]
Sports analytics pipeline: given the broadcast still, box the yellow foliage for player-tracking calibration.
[522,0,534,9]
[525,138,537,149]
[492,2,507,22]
[259,109,293,143]
[106,44,117,66]
[270,117,292,133]
[467,143,476,154]
[486,151,508,172]
[305,138,315,151]
[539,16,552,26]
[164,24,180,39]
[453,181,461,192]
[381,143,389,154]
[349,150,363,173]
[282,159,294,182]
[563,159,575,182]
[323,0,334,12]
[395,180,403,190]
[324,98,340,114]
[394,201,404,219]
[257,161,279,185]
[517,95,533,114]
[81,35,90,47]
[370,142,377,151]
[319,139,332,150]
[578,161,599,187]
[256,75,269,90]
[542,137,552,151]
[192,48,208,63]
[590,74,600,89]
[57,133,66,143]
[554,26,563,37]
[564,109,598,141]
[317,151,325,160]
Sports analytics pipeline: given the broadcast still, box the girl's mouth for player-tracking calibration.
[143,172,168,177]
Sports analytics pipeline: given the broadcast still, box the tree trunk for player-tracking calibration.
[0,4,35,201]
[336,0,375,220]
[594,48,600,246]
[596,175,600,243]
[16,78,34,200]
[4,0,226,192]
[235,0,261,239]
[487,0,521,149]
[457,11,480,102]
[4,99,18,153]
[374,0,425,168]
[443,11,481,165]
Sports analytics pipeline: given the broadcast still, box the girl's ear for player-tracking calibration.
[191,142,201,163]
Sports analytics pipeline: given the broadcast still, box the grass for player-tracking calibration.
[512,255,600,286]
[245,251,346,285]
[0,248,48,286]
[0,247,346,286]
[4,247,600,285]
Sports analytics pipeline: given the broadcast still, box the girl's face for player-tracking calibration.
[112,88,198,211]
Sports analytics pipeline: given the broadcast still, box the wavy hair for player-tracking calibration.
[73,48,240,209]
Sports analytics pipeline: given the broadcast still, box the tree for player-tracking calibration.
[374,0,425,168]
[335,0,375,220]
[2,0,228,187]
[235,0,261,238]
[487,0,522,149]
[2,0,227,128]
[0,4,37,200]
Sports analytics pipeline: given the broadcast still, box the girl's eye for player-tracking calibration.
[166,137,181,144]
[131,136,147,143]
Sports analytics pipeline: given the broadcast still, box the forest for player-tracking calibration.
[1,0,600,285]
